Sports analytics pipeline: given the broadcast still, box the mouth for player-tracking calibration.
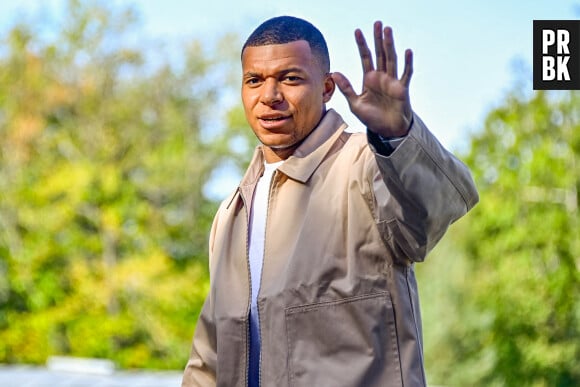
[258,114,291,129]
[259,114,290,122]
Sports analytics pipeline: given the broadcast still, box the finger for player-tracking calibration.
[373,21,386,72]
[355,29,374,73]
[331,72,358,104]
[383,26,398,78]
[400,49,413,87]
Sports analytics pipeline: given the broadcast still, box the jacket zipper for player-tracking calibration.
[238,188,251,387]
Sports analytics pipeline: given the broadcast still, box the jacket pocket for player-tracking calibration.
[285,291,402,387]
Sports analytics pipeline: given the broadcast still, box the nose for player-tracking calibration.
[260,78,283,106]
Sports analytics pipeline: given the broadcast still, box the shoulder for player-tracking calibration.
[322,130,378,179]
[341,130,376,163]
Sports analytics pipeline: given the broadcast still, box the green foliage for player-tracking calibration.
[0,0,253,369]
[419,89,580,386]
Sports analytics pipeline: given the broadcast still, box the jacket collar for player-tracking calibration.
[240,109,348,187]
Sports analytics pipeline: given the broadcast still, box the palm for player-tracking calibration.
[332,22,413,137]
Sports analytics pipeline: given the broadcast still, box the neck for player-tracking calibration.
[262,145,296,163]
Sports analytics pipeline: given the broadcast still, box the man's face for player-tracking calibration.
[241,40,334,161]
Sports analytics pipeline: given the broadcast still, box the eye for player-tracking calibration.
[283,75,302,83]
[244,77,262,86]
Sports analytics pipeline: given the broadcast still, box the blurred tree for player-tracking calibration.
[419,88,579,386]
[0,0,254,369]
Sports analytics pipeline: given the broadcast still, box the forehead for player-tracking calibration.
[241,40,319,73]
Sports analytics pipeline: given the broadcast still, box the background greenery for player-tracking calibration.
[0,0,254,370]
[0,1,578,385]
[419,87,580,386]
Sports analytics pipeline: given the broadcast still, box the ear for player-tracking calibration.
[322,73,335,103]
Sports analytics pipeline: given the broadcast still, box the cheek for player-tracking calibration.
[293,89,319,113]
[241,97,258,128]
[241,90,258,110]
[302,92,324,117]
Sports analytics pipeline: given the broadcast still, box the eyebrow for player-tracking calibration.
[243,67,307,79]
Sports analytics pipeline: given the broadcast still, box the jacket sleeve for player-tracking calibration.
[366,113,479,262]
[181,297,217,386]
[181,209,222,387]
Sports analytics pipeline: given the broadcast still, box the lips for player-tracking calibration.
[259,114,290,121]
[258,114,291,129]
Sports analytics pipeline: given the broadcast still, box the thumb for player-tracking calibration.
[331,72,357,103]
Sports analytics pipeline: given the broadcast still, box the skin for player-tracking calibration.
[241,21,413,163]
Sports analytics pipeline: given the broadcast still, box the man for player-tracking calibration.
[182,16,478,387]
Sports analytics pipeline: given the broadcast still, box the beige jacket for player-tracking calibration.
[182,109,478,387]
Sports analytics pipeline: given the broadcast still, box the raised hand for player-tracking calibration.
[332,21,413,138]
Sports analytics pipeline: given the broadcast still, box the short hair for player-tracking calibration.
[242,16,330,73]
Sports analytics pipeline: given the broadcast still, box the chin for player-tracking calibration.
[268,143,298,150]
[259,134,298,150]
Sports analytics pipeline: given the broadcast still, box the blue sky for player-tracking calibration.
[1,0,578,151]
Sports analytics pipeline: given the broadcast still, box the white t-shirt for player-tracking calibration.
[247,160,283,386]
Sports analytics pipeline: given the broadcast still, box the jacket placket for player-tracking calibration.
[257,169,281,387]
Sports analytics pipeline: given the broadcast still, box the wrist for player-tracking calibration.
[375,114,414,140]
